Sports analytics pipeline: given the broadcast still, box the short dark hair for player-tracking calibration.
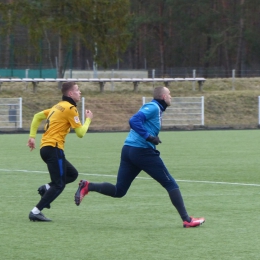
[153,86,166,99]
[61,82,76,95]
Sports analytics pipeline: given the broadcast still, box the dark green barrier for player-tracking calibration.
[0,69,57,78]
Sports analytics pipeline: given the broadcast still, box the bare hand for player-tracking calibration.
[27,138,36,151]
[85,110,93,119]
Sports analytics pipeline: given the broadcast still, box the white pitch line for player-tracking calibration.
[175,179,260,187]
[1,168,260,187]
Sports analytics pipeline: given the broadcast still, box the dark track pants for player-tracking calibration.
[36,146,78,210]
[114,145,179,197]
[89,145,189,221]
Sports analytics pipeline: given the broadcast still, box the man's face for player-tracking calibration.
[162,87,172,106]
[69,84,81,103]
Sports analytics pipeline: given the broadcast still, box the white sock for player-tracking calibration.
[31,207,40,214]
[45,184,50,190]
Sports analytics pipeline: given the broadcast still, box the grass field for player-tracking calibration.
[1,130,260,260]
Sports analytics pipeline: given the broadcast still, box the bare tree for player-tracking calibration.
[236,0,245,77]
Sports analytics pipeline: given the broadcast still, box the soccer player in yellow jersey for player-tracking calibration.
[27,81,93,221]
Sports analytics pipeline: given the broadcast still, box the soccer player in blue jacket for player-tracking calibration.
[75,86,205,228]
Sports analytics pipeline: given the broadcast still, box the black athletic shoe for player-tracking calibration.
[38,185,51,209]
[29,211,52,222]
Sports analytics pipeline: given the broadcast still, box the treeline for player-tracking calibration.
[0,0,260,77]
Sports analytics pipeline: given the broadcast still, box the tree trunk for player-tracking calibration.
[5,34,10,68]
[44,30,53,68]
[58,33,63,88]
[235,0,245,77]
[158,2,165,77]
[76,36,81,70]
[5,1,13,68]
[221,0,231,76]
[204,36,211,78]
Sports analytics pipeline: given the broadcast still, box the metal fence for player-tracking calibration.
[1,66,260,80]
[142,97,204,126]
[0,98,22,128]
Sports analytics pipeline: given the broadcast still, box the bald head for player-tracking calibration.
[153,86,167,99]
[153,86,172,106]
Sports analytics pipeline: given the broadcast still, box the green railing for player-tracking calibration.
[0,69,57,78]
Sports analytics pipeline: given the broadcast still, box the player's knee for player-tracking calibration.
[114,188,127,198]
[164,181,179,192]
[66,170,78,184]
[71,171,78,182]
[53,183,66,192]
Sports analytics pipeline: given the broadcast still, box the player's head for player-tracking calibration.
[61,82,81,103]
[153,86,172,106]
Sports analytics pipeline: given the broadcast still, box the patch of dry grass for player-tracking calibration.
[1,78,260,131]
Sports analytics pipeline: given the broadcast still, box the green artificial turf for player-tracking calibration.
[0,130,260,259]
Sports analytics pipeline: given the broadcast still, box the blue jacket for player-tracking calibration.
[124,99,164,149]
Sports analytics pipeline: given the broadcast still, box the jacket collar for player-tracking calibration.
[62,95,77,107]
[152,99,168,111]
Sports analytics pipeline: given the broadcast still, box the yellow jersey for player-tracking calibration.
[41,101,82,150]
